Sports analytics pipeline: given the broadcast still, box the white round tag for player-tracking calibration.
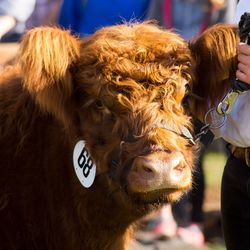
[73,140,96,188]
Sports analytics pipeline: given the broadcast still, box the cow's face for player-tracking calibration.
[73,23,196,211]
[19,24,196,214]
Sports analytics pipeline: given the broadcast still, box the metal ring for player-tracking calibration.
[204,107,227,129]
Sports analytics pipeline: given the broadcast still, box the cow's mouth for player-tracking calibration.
[128,186,190,206]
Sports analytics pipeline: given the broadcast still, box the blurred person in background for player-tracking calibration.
[147,0,236,39]
[212,0,237,24]
[26,0,62,30]
[147,0,216,40]
[0,0,36,42]
[0,0,62,42]
[58,0,151,37]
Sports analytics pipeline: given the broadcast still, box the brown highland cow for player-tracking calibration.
[0,23,196,250]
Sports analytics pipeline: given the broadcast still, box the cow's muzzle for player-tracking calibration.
[126,150,192,201]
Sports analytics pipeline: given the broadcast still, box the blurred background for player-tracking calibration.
[0,1,240,249]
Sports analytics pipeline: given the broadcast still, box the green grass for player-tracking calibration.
[207,244,226,250]
[203,151,227,188]
[202,150,227,250]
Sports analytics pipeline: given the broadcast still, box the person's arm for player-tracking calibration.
[210,0,226,10]
[236,43,250,84]
[0,15,16,39]
[0,0,36,38]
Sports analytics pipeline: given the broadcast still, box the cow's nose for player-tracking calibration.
[127,151,191,193]
[130,157,157,181]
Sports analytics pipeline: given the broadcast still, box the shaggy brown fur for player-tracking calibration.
[0,23,196,250]
[189,24,239,119]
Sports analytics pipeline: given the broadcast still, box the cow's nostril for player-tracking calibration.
[131,158,156,180]
[172,164,185,176]
[143,166,153,173]
[138,164,155,179]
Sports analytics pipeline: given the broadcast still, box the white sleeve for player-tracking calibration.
[236,0,250,23]
[0,0,36,22]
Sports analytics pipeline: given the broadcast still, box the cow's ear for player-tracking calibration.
[190,24,238,82]
[18,27,80,127]
[189,24,238,109]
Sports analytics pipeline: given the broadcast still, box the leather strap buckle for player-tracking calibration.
[230,145,250,167]
[245,148,250,167]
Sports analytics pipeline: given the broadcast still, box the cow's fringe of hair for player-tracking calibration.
[74,22,194,135]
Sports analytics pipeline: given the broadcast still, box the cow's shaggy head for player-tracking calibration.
[18,23,196,216]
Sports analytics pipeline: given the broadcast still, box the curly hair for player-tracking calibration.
[74,22,194,138]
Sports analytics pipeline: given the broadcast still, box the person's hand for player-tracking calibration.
[0,16,16,41]
[210,0,225,10]
[237,43,250,85]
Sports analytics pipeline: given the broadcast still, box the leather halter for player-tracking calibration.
[107,121,195,180]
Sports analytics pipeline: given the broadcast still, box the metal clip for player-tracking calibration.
[217,90,239,115]
[204,107,227,129]
[194,124,210,142]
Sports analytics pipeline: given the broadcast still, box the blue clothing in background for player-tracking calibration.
[146,0,212,40]
[171,0,209,40]
[59,0,150,36]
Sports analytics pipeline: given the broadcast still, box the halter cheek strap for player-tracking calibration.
[158,120,195,146]
[108,121,196,181]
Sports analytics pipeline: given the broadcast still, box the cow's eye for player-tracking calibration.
[95,99,104,109]
[185,82,191,93]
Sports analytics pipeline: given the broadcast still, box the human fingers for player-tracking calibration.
[236,69,250,85]
[237,43,250,56]
[238,54,250,66]
[238,62,249,73]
